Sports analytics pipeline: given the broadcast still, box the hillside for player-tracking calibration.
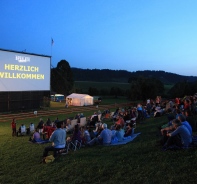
[72,68,197,84]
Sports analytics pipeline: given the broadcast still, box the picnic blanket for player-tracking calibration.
[29,139,50,144]
[110,132,141,146]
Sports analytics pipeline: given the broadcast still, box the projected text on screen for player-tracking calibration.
[0,50,51,91]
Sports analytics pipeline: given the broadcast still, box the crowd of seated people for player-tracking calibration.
[37,103,153,160]
[101,108,110,118]
[18,94,197,161]
[157,94,197,150]
[86,119,136,146]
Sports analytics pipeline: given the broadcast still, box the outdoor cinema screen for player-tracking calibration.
[0,49,51,91]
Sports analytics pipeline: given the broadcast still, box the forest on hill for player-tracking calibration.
[71,68,197,84]
[51,60,197,100]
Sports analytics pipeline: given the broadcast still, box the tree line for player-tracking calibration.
[51,60,197,100]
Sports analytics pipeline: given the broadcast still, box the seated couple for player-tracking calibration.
[160,116,192,150]
[87,123,112,146]
[111,123,134,143]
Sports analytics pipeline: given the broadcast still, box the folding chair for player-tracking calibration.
[70,119,78,132]
[98,114,102,122]
[79,117,87,127]
[67,140,82,151]
[131,117,137,129]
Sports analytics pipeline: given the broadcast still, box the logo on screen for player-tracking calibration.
[15,55,30,63]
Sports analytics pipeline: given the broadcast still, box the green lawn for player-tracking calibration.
[1,106,197,184]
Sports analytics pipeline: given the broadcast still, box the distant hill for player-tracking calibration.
[71,68,197,84]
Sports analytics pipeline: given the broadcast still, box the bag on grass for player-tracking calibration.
[45,155,55,163]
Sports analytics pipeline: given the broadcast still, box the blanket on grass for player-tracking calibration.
[29,139,50,144]
[110,132,141,146]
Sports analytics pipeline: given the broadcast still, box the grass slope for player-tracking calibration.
[1,109,197,184]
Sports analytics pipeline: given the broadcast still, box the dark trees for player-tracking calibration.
[51,60,74,95]
[128,77,164,101]
[168,81,197,98]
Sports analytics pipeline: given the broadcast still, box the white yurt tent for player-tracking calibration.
[66,93,93,106]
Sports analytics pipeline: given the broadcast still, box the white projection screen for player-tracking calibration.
[0,49,51,91]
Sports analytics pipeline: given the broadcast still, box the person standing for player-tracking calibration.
[11,118,16,136]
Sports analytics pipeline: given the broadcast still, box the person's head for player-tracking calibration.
[102,123,107,129]
[56,121,63,128]
[115,124,121,131]
[172,119,181,129]
[116,115,120,120]
[132,107,136,112]
[127,123,133,129]
[184,99,190,104]
[184,109,192,117]
[95,123,99,128]
[66,119,71,125]
[177,114,186,122]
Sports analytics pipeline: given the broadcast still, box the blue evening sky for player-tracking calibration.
[1,0,197,76]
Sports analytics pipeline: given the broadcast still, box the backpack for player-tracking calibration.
[44,155,55,163]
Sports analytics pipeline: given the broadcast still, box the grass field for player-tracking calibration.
[74,81,130,94]
[74,81,173,97]
[1,102,197,184]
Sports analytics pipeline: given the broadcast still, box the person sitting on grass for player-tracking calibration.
[88,112,98,127]
[31,128,41,142]
[42,121,66,162]
[124,123,134,137]
[114,124,124,142]
[45,118,51,126]
[130,107,137,119]
[37,118,44,134]
[93,123,103,137]
[177,114,192,135]
[184,109,196,132]
[81,126,91,145]
[65,119,72,133]
[29,122,35,134]
[29,128,49,143]
[70,124,82,143]
[114,115,125,129]
[163,119,192,150]
[17,124,26,136]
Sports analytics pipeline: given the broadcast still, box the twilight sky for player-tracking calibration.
[1,0,197,76]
